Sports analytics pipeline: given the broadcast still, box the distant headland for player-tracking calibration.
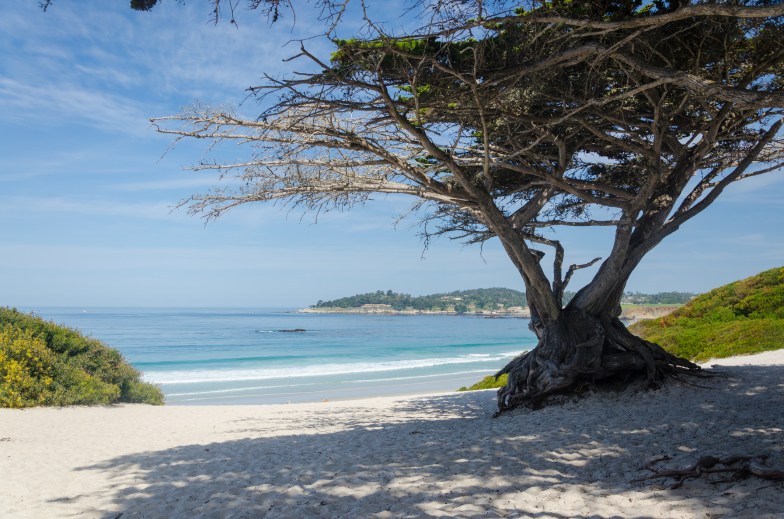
[299,288,694,320]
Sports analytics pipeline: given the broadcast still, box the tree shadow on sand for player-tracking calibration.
[66,365,783,518]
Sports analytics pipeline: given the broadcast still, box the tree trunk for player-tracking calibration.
[494,307,700,414]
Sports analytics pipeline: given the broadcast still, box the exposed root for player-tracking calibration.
[495,311,703,415]
[632,454,784,489]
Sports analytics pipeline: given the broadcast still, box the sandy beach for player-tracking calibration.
[2,351,783,518]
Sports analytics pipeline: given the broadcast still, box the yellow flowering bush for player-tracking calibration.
[0,327,56,407]
[0,307,164,407]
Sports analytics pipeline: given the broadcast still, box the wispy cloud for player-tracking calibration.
[0,146,166,182]
[73,64,140,89]
[0,77,155,137]
[0,2,331,136]
[0,196,178,221]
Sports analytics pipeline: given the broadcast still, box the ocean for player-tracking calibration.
[24,308,536,405]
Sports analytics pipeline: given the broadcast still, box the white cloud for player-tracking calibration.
[0,77,155,136]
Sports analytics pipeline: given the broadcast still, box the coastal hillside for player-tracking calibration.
[0,307,164,408]
[631,266,784,362]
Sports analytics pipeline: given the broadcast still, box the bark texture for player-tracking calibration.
[494,308,700,414]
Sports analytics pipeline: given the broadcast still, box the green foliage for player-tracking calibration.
[631,267,784,362]
[458,373,508,392]
[0,307,164,408]
[331,37,436,64]
[516,0,656,20]
[121,379,166,406]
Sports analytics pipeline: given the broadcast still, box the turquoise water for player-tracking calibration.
[24,308,535,405]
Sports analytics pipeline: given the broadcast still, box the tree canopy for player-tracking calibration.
[147,0,784,411]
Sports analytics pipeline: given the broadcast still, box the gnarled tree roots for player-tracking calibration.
[494,310,701,415]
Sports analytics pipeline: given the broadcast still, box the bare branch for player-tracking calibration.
[562,257,602,295]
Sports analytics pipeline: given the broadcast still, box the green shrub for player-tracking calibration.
[632,267,784,362]
[121,379,166,406]
[633,317,784,362]
[0,307,164,407]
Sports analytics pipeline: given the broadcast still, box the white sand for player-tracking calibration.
[2,351,783,519]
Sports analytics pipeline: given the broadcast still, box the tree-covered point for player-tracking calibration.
[0,307,164,408]
[313,288,527,312]
[631,267,784,362]
[313,288,696,311]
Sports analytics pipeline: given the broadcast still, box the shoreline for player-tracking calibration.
[298,307,531,316]
[163,370,493,406]
[299,304,682,321]
[2,349,783,518]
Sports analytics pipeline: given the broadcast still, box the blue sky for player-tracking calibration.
[1,1,782,308]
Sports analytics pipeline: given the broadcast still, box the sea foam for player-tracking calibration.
[143,351,523,385]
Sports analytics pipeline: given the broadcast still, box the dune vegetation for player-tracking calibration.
[458,374,508,392]
[631,266,784,362]
[0,307,164,408]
